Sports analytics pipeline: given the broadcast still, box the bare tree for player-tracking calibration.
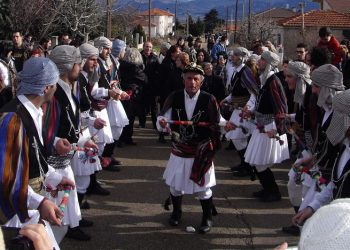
[51,0,103,38]
[237,15,279,48]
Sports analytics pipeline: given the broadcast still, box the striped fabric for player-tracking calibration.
[0,112,29,223]
[42,97,61,155]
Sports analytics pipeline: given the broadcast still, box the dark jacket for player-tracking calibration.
[141,52,159,96]
[119,60,148,101]
[201,74,226,102]
[159,56,183,102]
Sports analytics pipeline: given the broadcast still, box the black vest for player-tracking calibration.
[256,75,282,114]
[230,66,250,97]
[77,74,91,112]
[333,145,350,198]
[54,84,80,144]
[0,98,48,179]
[170,90,212,144]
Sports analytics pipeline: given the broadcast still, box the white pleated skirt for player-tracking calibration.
[163,153,216,194]
[107,100,129,140]
[225,109,250,150]
[244,128,289,165]
[89,108,114,144]
[71,151,101,176]
[49,166,81,228]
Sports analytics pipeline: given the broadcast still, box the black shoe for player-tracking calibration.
[282,225,300,236]
[79,218,93,227]
[81,200,90,209]
[66,227,91,241]
[169,194,182,226]
[260,192,281,202]
[199,198,213,234]
[116,141,123,148]
[252,189,266,198]
[89,183,110,196]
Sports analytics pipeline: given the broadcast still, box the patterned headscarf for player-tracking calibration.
[232,47,250,64]
[326,89,350,146]
[79,43,99,59]
[17,57,59,96]
[287,61,311,106]
[49,45,82,74]
[311,64,345,108]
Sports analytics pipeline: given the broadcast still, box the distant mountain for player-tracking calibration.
[115,0,320,20]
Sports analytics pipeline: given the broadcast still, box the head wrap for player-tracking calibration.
[326,89,350,146]
[261,51,280,67]
[311,64,345,108]
[17,57,59,96]
[287,61,312,106]
[249,54,260,63]
[111,39,126,57]
[232,47,250,64]
[183,62,204,75]
[160,42,171,51]
[79,43,99,59]
[49,45,82,74]
[299,199,350,250]
[94,36,112,54]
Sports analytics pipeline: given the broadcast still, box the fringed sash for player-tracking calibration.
[42,97,61,155]
[0,112,29,223]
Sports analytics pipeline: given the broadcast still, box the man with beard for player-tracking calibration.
[48,45,97,241]
[0,57,75,248]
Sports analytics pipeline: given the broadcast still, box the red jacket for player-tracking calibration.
[317,36,343,66]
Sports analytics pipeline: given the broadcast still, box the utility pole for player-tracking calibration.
[234,0,238,44]
[186,11,189,37]
[148,0,151,41]
[226,5,229,36]
[174,0,178,36]
[248,0,251,42]
[299,1,305,42]
[107,0,113,38]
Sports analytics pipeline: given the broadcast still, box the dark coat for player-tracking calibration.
[201,74,226,102]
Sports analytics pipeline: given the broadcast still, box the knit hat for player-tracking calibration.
[17,57,59,96]
[111,39,126,57]
[311,64,345,108]
[326,89,350,146]
[49,45,82,74]
[299,198,350,250]
[261,51,280,67]
[287,61,311,106]
[79,43,99,59]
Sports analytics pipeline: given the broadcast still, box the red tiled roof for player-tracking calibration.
[139,8,174,17]
[132,18,157,27]
[324,0,350,13]
[279,10,350,28]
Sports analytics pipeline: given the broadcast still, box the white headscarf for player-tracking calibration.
[49,45,82,74]
[288,61,311,106]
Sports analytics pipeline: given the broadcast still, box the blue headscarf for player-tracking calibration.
[17,57,59,96]
[111,39,126,57]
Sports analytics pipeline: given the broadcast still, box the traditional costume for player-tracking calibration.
[0,57,62,249]
[93,37,128,170]
[244,51,289,202]
[305,90,350,213]
[157,63,221,233]
[47,45,90,241]
[223,47,259,177]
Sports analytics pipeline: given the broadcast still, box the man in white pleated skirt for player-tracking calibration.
[158,63,221,234]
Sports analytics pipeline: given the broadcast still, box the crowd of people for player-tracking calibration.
[0,25,350,249]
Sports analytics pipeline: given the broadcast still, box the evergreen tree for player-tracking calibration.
[204,8,221,33]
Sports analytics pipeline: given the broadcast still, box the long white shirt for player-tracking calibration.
[17,95,62,209]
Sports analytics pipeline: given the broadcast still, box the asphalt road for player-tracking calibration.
[60,122,299,250]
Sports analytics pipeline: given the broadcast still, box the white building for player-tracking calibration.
[138,8,174,38]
